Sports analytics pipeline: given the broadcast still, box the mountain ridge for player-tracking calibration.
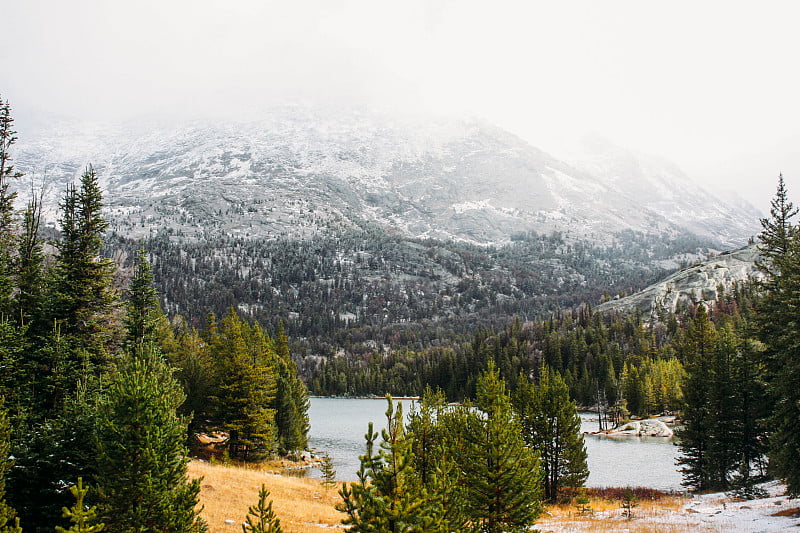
[13,107,761,248]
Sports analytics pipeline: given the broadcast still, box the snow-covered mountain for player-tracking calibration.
[13,107,762,246]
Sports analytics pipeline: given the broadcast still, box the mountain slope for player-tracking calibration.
[14,107,761,247]
[596,244,762,318]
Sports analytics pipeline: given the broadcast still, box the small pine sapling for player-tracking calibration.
[242,485,283,533]
[620,488,638,519]
[320,452,337,489]
[55,478,104,533]
[574,487,593,516]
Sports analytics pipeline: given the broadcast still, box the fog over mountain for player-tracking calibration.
[13,107,761,248]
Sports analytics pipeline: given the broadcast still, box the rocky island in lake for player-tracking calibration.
[595,418,675,438]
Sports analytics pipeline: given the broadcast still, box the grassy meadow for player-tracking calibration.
[188,460,719,533]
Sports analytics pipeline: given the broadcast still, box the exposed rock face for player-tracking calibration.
[14,107,760,246]
[602,419,674,438]
[597,244,763,318]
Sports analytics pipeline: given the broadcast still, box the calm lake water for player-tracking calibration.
[306,398,684,492]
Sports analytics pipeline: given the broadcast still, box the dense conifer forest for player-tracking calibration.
[305,293,753,409]
[105,226,715,350]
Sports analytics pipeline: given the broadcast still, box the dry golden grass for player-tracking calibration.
[188,460,343,533]
[189,461,713,533]
[537,494,716,533]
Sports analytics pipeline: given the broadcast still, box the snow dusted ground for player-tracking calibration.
[537,481,800,532]
[682,481,800,532]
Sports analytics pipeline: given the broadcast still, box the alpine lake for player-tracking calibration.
[298,398,683,492]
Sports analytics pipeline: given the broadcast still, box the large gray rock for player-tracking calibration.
[597,244,763,318]
[602,419,674,438]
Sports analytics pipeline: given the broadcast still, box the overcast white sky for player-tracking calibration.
[2,0,799,211]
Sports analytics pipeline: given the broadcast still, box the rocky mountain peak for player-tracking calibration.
[13,106,761,247]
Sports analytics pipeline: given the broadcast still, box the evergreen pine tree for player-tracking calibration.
[14,193,45,330]
[622,364,646,417]
[124,250,160,346]
[728,335,769,495]
[93,343,206,533]
[242,485,283,533]
[13,194,46,418]
[406,388,468,531]
[338,396,446,532]
[677,305,719,491]
[757,173,797,279]
[705,324,740,490]
[272,322,309,453]
[55,478,104,533]
[320,453,337,489]
[50,167,119,391]
[461,362,543,532]
[513,367,588,502]
[406,387,447,488]
[756,175,800,496]
[210,309,277,460]
[0,96,21,318]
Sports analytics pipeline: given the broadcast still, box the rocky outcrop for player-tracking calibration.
[600,419,674,438]
[597,244,763,318]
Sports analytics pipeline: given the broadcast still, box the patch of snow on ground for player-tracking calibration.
[683,481,800,532]
[537,481,800,533]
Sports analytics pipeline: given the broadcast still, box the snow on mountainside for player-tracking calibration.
[566,134,761,247]
[13,107,761,246]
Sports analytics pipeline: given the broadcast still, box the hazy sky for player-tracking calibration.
[2,0,799,211]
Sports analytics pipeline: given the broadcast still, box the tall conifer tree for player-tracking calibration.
[272,322,309,453]
[15,193,45,330]
[94,343,206,533]
[513,367,588,502]
[757,173,797,278]
[210,309,277,459]
[677,305,720,491]
[0,96,21,317]
[461,362,543,532]
[124,250,160,346]
[51,167,119,386]
[757,175,800,495]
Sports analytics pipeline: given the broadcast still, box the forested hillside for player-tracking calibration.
[106,228,715,355]
[307,282,756,412]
